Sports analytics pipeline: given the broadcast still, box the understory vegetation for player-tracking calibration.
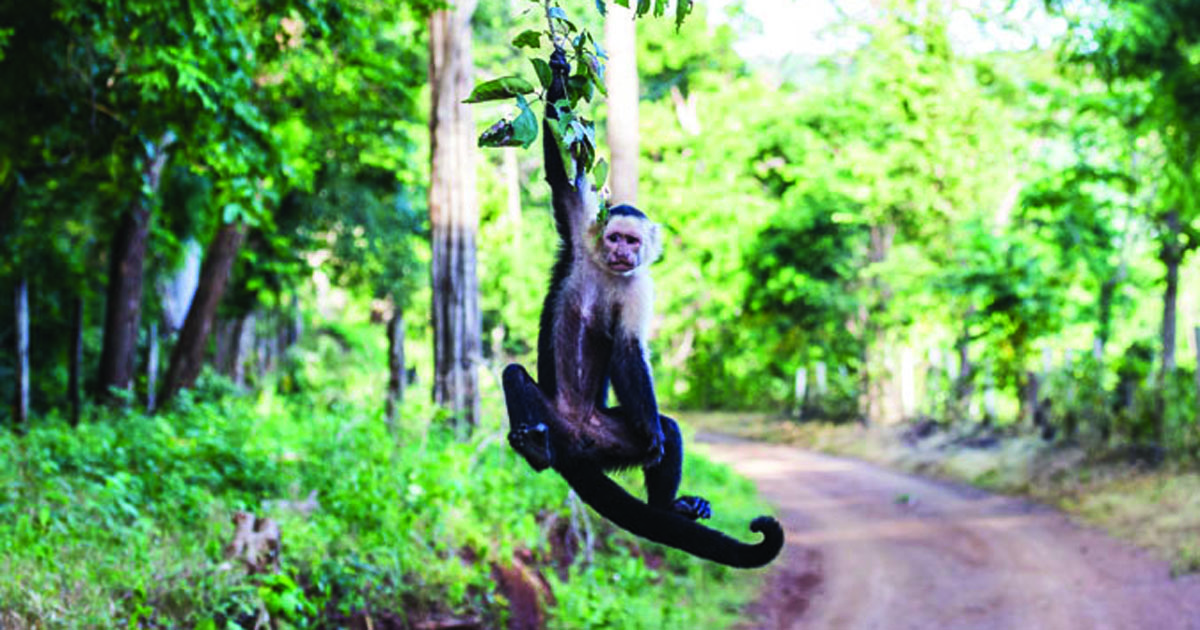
[0,325,765,629]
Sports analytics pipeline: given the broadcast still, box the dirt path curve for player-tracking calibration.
[697,434,1200,630]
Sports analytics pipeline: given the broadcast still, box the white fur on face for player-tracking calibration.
[585,215,663,276]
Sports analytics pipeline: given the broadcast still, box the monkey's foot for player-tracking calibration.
[508,422,553,472]
[672,495,712,520]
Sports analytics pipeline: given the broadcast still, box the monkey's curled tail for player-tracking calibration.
[560,467,784,569]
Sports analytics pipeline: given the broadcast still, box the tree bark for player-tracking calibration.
[13,277,29,425]
[229,313,254,387]
[97,134,174,399]
[429,1,482,430]
[1160,209,1181,378]
[386,309,406,430]
[1095,266,1123,358]
[146,321,159,412]
[954,309,974,420]
[159,221,246,406]
[68,294,83,426]
[1194,326,1200,416]
[97,204,150,398]
[605,2,639,205]
[864,224,895,423]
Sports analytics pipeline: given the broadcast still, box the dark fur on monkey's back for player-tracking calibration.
[562,465,785,569]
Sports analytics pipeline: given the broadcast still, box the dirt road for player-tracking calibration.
[697,435,1200,630]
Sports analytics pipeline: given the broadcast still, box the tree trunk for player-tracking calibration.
[159,237,203,333]
[68,294,83,426]
[159,222,246,406]
[97,134,174,399]
[1160,209,1181,378]
[13,277,29,425]
[1194,326,1200,417]
[1021,371,1039,428]
[605,2,639,205]
[429,1,482,430]
[229,313,254,386]
[386,309,406,430]
[97,204,150,398]
[1096,267,1122,358]
[864,224,895,423]
[146,322,159,412]
[954,311,974,421]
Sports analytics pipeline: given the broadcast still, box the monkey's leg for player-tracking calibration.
[642,415,712,521]
[502,364,555,471]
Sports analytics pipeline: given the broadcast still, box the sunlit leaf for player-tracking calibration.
[512,95,539,148]
[463,76,536,104]
[513,30,541,49]
[593,158,609,189]
[531,58,553,90]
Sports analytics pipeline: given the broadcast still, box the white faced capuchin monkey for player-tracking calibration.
[502,48,783,569]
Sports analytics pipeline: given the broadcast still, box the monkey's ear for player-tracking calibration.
[644,221,663,265]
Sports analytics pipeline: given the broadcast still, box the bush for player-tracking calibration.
[0,334,764,628]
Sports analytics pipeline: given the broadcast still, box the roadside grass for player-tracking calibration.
[0,328,767,629]
[680,411,1200,576]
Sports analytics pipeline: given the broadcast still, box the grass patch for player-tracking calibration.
[0,334,765,628]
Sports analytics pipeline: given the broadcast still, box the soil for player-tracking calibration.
[698,434,1200,630]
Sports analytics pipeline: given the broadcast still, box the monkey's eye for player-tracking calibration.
[627,236,641,246]
[607,233,620,243]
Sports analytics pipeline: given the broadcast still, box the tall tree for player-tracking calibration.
[429,0,482,429]
[13,277,29,425]
[97,135,174,398]
[1056,0,1200,383]
[606,2,639,205]
[159,221,246,406]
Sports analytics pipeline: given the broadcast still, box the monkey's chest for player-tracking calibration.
[552,295,616,403]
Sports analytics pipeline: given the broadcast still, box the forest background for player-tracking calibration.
[3,0,1200,627]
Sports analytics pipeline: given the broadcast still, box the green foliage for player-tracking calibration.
[465,76,538,103]
[0,320,762,627]
[471,0,692,185]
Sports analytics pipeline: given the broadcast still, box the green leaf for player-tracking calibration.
[513,30,541,49]
[531,58,553,90]
[584,54,607,96]
[593,158,609,190]
[463,76,536,104]
[567,74,594,104]
[675,0,693,29]
[512,95,539,148]
[479,119,517,148]
[548,7,577,32]
[479,97,538,149]
[595,0,607,17]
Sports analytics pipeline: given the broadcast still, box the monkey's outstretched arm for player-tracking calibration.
[542,48,596,251]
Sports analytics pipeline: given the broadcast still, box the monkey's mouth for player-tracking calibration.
[608,260,635,272]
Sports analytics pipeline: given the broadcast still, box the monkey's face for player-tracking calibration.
[602,223,644,274]
[588,213,662,276]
